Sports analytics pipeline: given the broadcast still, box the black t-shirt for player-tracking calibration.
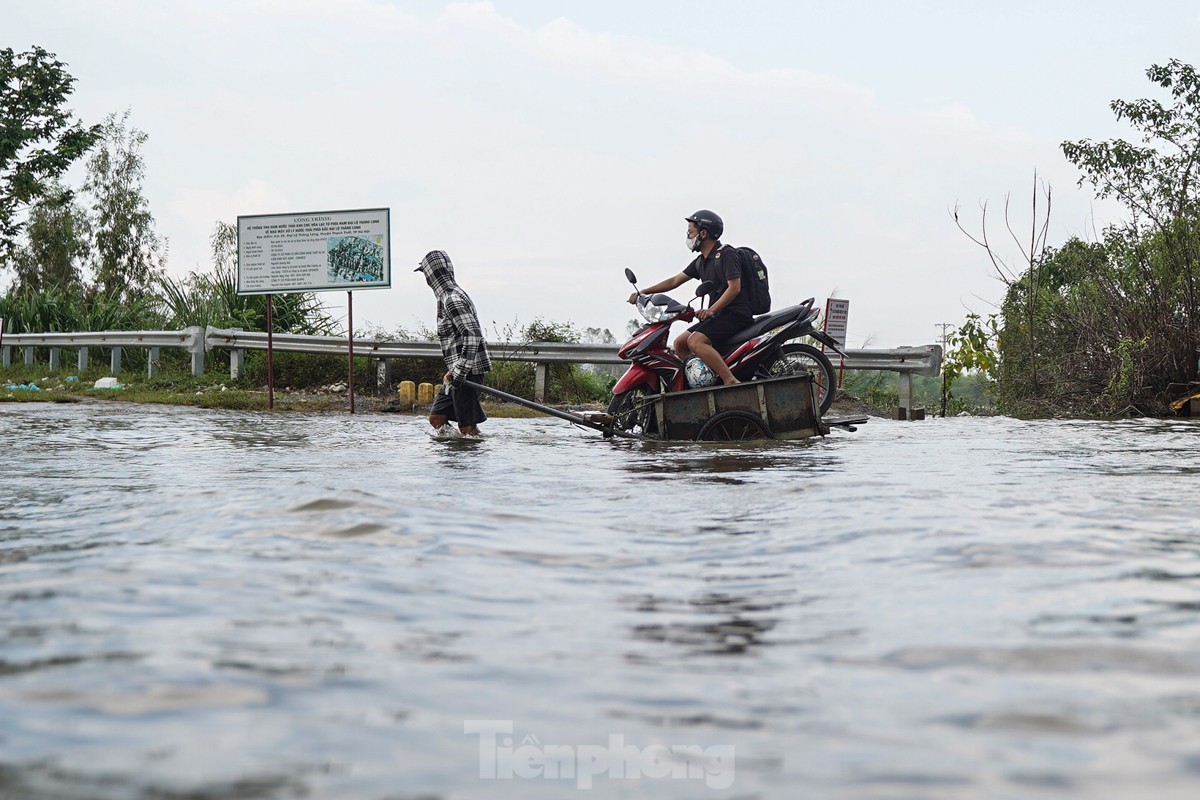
[683,244,752,317]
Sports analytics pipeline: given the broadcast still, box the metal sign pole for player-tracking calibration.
[823,298,850,388]
[347,291,355,414]
[266,294,275,410]
[236,209,390,414]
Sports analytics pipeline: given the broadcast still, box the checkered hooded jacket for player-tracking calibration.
[416,250,492,381]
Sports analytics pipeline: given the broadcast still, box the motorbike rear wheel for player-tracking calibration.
[606,387,658,437]
[696,409,774,442]
[756,343,837,415]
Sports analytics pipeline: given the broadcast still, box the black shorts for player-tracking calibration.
[688,312,753,350]
[430,375,488,426]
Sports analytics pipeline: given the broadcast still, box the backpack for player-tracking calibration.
[731,246,771,315]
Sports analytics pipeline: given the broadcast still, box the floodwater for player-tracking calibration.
[1,401,1199,799]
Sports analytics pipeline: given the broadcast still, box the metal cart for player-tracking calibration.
[464,373,863,441]
[643,373,825,441]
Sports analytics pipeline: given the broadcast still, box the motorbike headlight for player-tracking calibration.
[640,303,669,323]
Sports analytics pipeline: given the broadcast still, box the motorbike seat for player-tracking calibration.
[721,302,815,349]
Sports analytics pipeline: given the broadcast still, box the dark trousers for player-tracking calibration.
[430,374,488,426]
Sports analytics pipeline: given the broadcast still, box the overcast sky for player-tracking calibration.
[7,1,1200,347]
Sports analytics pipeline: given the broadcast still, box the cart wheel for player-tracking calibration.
[754,343,837,415]
[696,410,774,441]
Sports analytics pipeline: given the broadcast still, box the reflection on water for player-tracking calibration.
[1,403,1200,798]
[617,438,836,483]
[625,591,785,657]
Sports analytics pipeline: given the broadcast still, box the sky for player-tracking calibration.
[6,0,1200,348]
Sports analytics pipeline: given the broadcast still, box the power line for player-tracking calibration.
[936,323,954,417]
[935,322,954,350]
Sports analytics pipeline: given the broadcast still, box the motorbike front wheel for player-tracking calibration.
[756,343,837,415]
[606,387,659,437]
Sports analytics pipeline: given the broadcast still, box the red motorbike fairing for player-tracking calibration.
[724,340,757,370]
[611,363,660,395]
[617,325,656,360]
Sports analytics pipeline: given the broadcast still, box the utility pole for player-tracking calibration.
[936,323,954,417]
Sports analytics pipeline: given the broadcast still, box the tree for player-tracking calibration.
[83,109,165,299]
[582,326,616,344]
[953,172,1053,396]
[10,181,91,294]
[157,221,336,335]
[955,63,1200,416]
[0,46,100,262]
[1062,59,1200,380]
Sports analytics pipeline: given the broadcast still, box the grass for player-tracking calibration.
[0,366,569,417]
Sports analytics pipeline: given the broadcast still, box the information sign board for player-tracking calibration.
[823,298,850,348]
[237,208,390,295]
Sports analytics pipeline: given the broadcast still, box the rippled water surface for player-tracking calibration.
[2,401,1200,799]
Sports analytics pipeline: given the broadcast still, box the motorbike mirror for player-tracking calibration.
[695,280,715,297]
[624,268,638,285]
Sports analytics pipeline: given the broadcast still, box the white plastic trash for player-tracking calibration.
[93,377,122,389]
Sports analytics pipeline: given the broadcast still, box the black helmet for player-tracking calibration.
[685,209,724,239]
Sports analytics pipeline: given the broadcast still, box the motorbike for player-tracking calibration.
[608,268,845,435]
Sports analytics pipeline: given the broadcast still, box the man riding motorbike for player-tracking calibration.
[626,210,751,386]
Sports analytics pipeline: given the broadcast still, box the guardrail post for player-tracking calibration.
[185,326,205,377]
[229,348,243,380]
[217,326,243,380]
[377,358,393,392]
[896,372,913,420]
[111,347,122,375]
[49,348,60,371]
[78,347,88,372]
[148,347,160,379]
[534,362,550,403]
[2,345,10,368]
[24,346,34,367]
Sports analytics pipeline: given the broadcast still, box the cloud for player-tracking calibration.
[10,0,1120,346]
[166,180,292,271]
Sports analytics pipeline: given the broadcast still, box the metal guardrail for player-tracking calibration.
[203,327,626,363]
[202,328,629,397]
[837,345,942,417]
[203,327,941,408]
[841,346,941,378]
[203,328,941,370]
[1,327,205,378]
[1,324,940,415]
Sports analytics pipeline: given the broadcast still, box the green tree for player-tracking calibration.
[957,61,1200,417]
[0,46,100,262]
[10,182,91,294]
[1062,58,1200,380]
[945,313,1000,382]
[157,221,336,335]
[83,109,165,300]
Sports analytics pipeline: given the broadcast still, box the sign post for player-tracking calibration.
[347,291,354,413]
[237,208,391,412]
[822,298,850,388]
[266,296,274,409]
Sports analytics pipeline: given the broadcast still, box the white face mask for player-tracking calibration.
[686,233,702,252]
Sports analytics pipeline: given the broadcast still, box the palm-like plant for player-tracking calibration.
[155,222,339,335]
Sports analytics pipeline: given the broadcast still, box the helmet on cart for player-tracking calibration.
[684,355,719,389]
